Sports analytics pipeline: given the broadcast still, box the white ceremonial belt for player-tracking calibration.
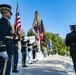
[6,36,13,39]
[0,45,6,47]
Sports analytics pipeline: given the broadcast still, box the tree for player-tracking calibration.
[44,32,69,55]
[27,28,69,56]
[20,29,26,37]
[27,28,35,36]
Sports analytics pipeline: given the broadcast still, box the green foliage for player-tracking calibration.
[27,28,69,56]
[21,29,26,36]
[27,28,35,36]
[44,32,69,55]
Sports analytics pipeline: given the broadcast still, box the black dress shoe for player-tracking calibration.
[33,60,36,62]
[22,65,28,67]
[12,70,19,73]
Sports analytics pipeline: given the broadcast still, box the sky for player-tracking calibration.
[0,0,76,39]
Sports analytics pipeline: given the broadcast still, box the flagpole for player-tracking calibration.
[17,0,18,4]
[14,1,21,37]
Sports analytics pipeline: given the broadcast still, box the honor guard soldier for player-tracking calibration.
[0,4,14,75]
[66,25,76,74]
[12,33,20,72]
[32,42,37,62]
[21,36,29,67]
[27,40,34,64]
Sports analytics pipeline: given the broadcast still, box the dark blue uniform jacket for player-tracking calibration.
[0,17,8,52]
[66,31,76,57]
[0,17,14,55]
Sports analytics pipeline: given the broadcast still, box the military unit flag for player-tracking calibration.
[32,11,40,41]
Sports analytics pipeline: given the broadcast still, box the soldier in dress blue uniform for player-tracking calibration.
[0,4,14,75]
[21,36,29,67]
[12,33,20,72]
[66,25,76,74]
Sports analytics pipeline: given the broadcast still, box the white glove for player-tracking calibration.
[0,51,8,58]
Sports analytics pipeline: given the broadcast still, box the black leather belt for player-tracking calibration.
[14,44,18,46]
[71,43,76,45]
[22,45,26,47]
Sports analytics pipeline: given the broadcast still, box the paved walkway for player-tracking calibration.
[11,55,75,75]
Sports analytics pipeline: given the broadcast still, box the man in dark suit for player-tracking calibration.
[66,25,76,74]
[0,4,14,75]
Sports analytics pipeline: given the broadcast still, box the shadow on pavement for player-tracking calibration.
[11,59,68,75]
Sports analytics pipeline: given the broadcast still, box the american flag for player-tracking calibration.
[14,3,21,37]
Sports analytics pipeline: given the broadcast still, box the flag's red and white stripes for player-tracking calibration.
[14,3,21,37]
